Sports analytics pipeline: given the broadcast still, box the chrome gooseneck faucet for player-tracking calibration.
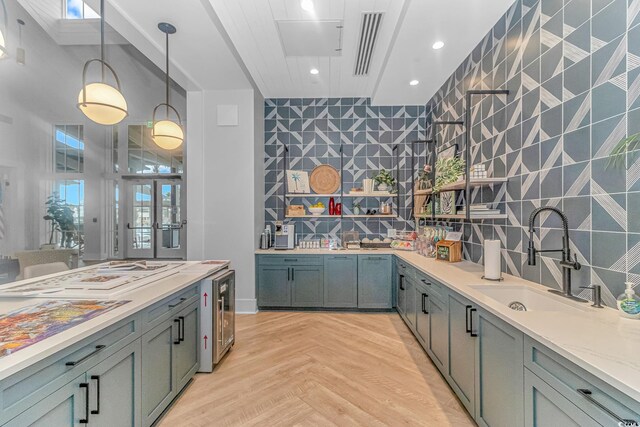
[528,206,587,302]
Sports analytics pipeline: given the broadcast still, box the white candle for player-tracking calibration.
[484,239,502,280]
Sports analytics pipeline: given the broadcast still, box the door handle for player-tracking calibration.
[469,308,478,337]
[465,305,472,333]
[219,296,225,345]
[577,389,637,424]
[168,297,187,309]
[66,345,106,366]
[90,375,100,414]
[291,267,294,281]
[179,316,185,342]
[399,275,405,290]
[173,319,181,344]
[421,293,429,314]
[420,278,431,286]
[287,267,290,281]
[79,382,90,424]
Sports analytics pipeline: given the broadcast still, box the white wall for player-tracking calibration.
[186,89,263,313]
[0,0,185,259]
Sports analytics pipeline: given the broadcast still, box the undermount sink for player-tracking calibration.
[469,285,587,313]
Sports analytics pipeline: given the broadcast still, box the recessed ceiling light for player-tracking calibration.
[301,0,314,12]
[409,80,419,86]
[310,68,319,75]
[432,41,445,50]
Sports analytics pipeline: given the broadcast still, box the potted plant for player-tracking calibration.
[42,193,77,249]
[353,202,361,215]
[374,169,396,192]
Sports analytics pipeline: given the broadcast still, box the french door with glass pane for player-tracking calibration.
[126,179,185,259]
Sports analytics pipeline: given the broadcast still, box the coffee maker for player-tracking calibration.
[274,221,295,250]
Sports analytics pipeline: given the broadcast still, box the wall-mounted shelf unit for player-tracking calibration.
[414,177,508,196]
[414,213,507,220]
[286,192,396,198]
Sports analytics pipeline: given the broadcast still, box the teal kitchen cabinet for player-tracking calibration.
[474,309,524,427]
[524,369,600,427]
[324,255,357,308]
[447,292,476,416]
[357,255,392,309]
[174,301,200,391]
[4,373,87,427]
[426,293,448,373]
[257,265,291,307]
[414,282,430,347]
[291,265,324,307]
[141,301,200,427]
[6,340,142,427]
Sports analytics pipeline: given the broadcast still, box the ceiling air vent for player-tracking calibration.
[354,12,383,76]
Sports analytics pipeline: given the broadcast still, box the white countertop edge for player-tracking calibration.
[257,248,640,403]
[0,262,230,381]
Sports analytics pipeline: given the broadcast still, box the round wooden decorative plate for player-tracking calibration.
[310,165,340,194]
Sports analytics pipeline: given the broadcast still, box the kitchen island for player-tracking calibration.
[0,260,228,426]
[256,248,640,426]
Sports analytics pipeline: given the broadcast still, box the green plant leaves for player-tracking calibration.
[607,133,640,170]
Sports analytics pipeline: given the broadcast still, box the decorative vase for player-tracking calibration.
[329,197,335,215]
[378,183,389,192]
[363,179,374,194]
[354,206,361,215]
[335,203,342,215]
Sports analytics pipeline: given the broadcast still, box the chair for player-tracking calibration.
[14,249,77,280]
[23,262,70,279]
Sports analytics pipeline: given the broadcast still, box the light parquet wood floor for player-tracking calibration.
[158,311,475,427]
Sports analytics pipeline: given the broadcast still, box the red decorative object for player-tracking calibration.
[329,197,335,215]
[335,203,342,215]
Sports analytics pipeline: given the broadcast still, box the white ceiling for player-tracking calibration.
[208,0,515,104]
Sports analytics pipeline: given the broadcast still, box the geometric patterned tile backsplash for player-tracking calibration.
[265,0,640,306]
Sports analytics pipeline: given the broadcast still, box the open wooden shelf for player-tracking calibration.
[286,214,397,219]
[414,213,507,220]
[415,178,508,196]
[285,192,395,198]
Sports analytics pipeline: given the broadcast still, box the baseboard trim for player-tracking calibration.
[236,298,258,314]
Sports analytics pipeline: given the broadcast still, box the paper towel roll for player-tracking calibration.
[484,239,502,280]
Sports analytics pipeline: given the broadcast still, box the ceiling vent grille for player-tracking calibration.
[354,12,383,76]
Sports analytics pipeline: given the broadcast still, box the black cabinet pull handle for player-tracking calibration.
[399,275,405,290]
[287,267,290,281]
[90,375,100,414]
[66,345,106,366]
[173,319,181,344]
[422,293,429,314]
[577,389,637,424]
[179,316,185,342]
[79,382,90,424]
[420,278,431,286]
[469,308,478,337]
[465,305,472,333]
[284,258,298,262]
[169,297,187,309]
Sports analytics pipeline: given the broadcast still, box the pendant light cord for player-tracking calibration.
[165,31,170,116]
[100,0,105,81]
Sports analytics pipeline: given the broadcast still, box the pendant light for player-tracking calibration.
[77,0,127,125]
[152,22,183,150]
[0,0,8,59]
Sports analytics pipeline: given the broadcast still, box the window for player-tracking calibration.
[127,125,183,174]
[106,181,119,257]
[55,125,85,173]
[54,180,84,252]
[64,0,99,19]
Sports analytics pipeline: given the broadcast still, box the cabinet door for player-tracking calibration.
[5,374,87,427]
[257,266,290,307]
[175,302,200,391]
[291,266,324,307]
[397,272,406,315]
[524,369,600,427]
[447,292,476,416]
[357,255,392,308]
[141,319,176,426]
[475,309,524,427]
[323,256,357,308]
[404,277,416,329]
[414,284,430,346]
[89,340,142,427]
[426,295,448,373]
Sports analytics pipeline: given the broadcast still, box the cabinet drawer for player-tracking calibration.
[258,255,323,266]
[141,284,199,333]
[0,316,139,424]
[524,336,640,426]
[414,271,445,300]
[395,259,413,280]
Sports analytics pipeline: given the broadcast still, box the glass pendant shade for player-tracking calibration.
[77,82,128,125]
[153,119,184,150]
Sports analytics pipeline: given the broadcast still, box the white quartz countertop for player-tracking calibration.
[257,248,640,402]
[0,261,229,381]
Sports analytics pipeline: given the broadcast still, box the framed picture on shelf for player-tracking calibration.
[440,191,456,215]
[286,170,310,194]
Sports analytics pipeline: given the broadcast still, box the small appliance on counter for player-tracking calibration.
[260,225,272,249]
[342,231,361,249]
[274,221,295,250]
[199,268,235,372]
